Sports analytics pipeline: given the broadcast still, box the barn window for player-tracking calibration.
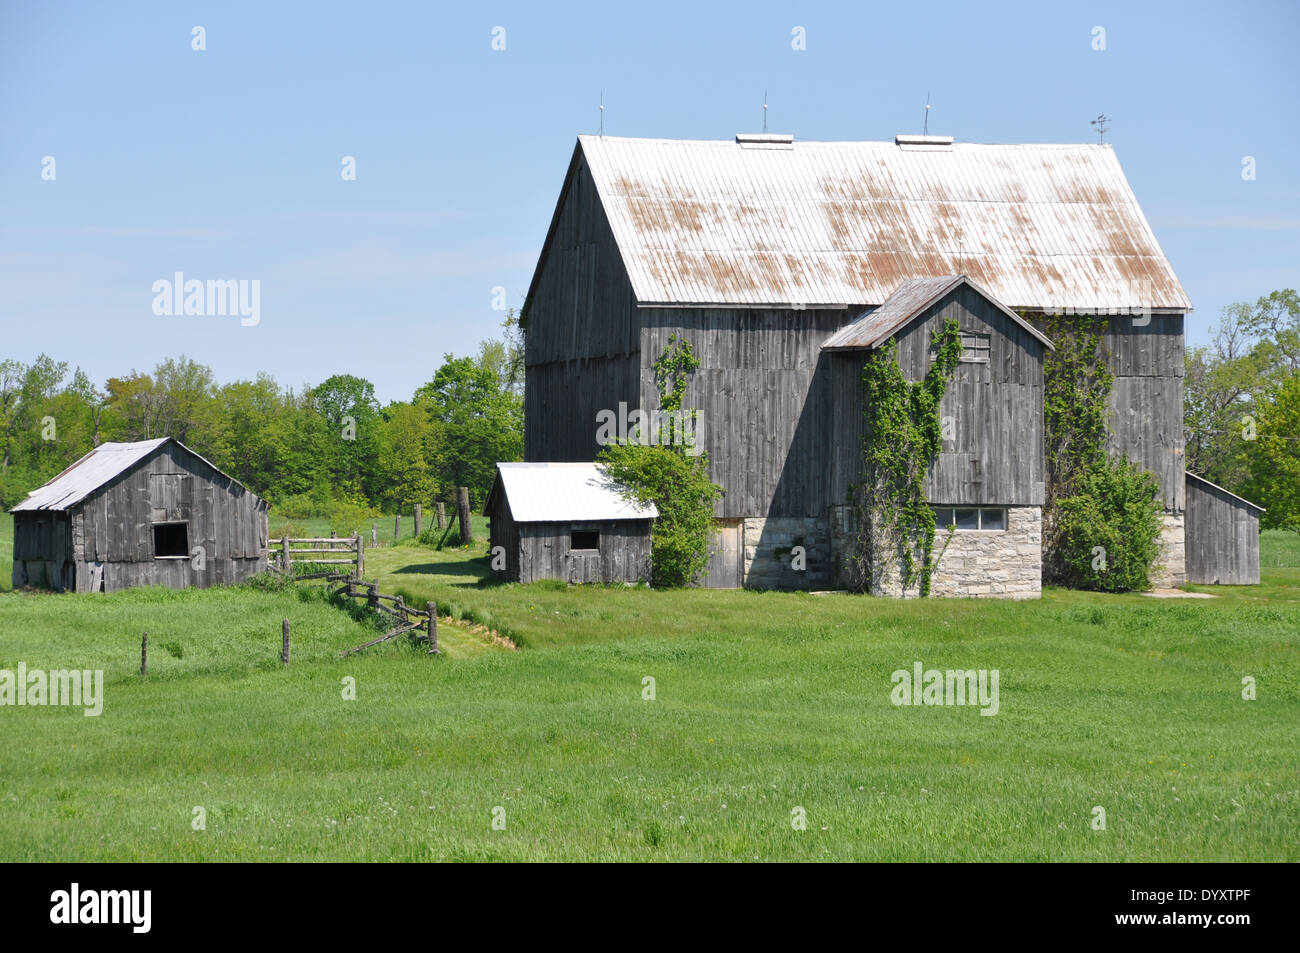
[932,507,1007,531]
[153,522,189,558]
[959,332,991,363]
[570,530,600,551]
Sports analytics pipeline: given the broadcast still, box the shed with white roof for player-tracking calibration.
[484,462,657,584]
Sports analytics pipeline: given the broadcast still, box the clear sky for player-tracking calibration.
[2,0,1297,403]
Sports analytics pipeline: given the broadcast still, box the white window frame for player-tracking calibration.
[932,506,1007,532]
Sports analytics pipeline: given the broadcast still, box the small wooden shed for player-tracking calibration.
[1185,473,1264,585]
[484,462,657,584]
[10,437,268,593]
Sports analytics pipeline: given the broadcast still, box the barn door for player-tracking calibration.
[704,519,743,588]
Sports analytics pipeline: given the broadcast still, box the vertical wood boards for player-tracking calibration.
[1185,475,1261,585]
[11,440,268,592]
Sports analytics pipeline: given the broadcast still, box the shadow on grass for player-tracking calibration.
[392,555,505,588]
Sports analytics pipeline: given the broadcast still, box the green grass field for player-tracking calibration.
[1,513,1297,860]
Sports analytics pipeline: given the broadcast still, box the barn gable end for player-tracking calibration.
[10,438,268,593]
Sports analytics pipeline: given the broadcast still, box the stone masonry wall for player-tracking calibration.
[741,517,831,589]
[1152,512,1186,588]
[870,506,1042,600]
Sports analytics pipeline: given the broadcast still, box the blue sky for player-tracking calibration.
[2,0,1297,403]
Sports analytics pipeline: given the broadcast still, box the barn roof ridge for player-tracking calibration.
[536,133,1191,314]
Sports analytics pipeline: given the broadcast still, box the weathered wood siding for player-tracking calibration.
[637,287,1044,518]
[485,490,522,582]
[11,511,75,590]
[894,286,1047,506]
[640,308,848,518]
[1185,474,1261,585]
[517,520,652,584]
[525,152,641,462]
[10,441,268,593]
[1100,314,1185,511]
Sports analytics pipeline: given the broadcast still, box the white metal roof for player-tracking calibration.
[489,462,658,523]
[572,135,1191,314]
[10,439,170,512]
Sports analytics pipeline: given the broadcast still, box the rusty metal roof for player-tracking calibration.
[822,275,1054,351]
[487,463,658,523]
[576,135,1191,313]
[10,437,249,512]
[10,439,169,512]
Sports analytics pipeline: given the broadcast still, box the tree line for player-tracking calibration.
[1184,289,1300,531]
[0,315,525,520]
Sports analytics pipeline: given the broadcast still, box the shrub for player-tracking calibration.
[598,335,723,589]
[600,441,721,588]
[1049,457,1163,592]
[328,498,380,538]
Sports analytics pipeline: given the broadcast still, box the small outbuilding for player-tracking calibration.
[1185,473,1264,585]
[484,462,657,584]
[10,437,268,593]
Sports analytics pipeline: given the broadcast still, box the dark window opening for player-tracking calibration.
[154,522,189,558]
[570,530,599,551]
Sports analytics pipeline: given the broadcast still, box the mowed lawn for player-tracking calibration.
[0,512,1297,861]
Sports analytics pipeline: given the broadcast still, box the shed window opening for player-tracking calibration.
[932,507,1007,531]
[570,530,600,551]
[153,522,189,558]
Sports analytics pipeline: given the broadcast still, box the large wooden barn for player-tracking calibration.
[10,437,268,593]
[521,131,1232,595]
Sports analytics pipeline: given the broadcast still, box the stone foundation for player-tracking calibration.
[1152,512,1186,588]
[738,507,1043,599]
[868,506,1042,600]
[741,516,832,588]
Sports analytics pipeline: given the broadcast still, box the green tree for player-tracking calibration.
[415,352,523,505]
[1242,373,1300,530]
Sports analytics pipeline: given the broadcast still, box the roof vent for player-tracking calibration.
[895,134,954,151]
[736,132,794,150]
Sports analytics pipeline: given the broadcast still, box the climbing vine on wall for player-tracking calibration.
[1032,312,1162,590]
[848,319,962,596]
[600,335,722,588]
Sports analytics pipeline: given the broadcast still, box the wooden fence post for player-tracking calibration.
[367,583,378,611]
[371,524,377,548]
[281,619,290,665]
[436,502,446,531]
[394,595,406,625]
[426,601,438,655]
[281,536,289,574]
[141,632,148,676]
[457,487,473,544]
[414,503,422,538]
[394,514,400,542]
[354,534,364,580]
[330,529,337,539]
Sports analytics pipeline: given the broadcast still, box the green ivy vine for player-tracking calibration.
[849,319,963,596]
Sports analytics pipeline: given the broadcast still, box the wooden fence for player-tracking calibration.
[269,535,363,580]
